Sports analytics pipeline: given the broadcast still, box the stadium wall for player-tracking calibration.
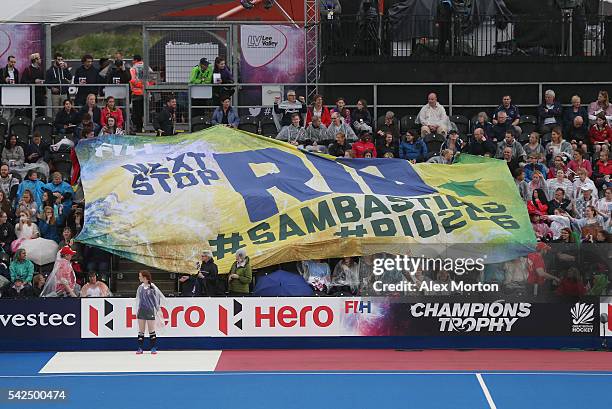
[0,297,606,351]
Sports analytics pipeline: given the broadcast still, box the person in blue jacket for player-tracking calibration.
[16,170,45,209]
[399,130,428,163]
[211,96,239,128]
[43,172,73,217]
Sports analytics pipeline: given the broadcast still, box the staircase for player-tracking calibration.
[111,259,178,297]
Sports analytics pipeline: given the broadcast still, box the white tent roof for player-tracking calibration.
[2,0,156,23]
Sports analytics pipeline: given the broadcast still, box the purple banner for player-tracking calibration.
[0,24,45,70]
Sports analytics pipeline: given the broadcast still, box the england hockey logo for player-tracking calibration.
[571,303,594,333]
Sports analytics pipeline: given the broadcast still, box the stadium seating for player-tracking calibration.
[0,117,7,145]
[399,115,418,135]
[519,115,537,139]
[450,114,469,136]
[9,116,31,144]
[191,116,212,132]
[238,115,259,134]
[33,115,55,142]
[259,116,278,138]
[423,133,445,153]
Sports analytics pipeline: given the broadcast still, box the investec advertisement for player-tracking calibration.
[79,298,599,339]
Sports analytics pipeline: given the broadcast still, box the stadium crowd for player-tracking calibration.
[0,51,611,299]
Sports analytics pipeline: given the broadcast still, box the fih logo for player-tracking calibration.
[88,300,115,336]
[571,303,594,333]
[218,299,243,335]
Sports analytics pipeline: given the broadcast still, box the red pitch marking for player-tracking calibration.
[215,349,612,372]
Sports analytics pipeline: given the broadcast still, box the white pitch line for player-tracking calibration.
[476,373,497,409]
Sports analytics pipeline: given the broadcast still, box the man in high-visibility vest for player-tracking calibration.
[189,58,212,85]
[129,55,148,133]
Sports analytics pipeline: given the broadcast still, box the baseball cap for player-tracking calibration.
[200,58,210,66]
[60,246,77,256]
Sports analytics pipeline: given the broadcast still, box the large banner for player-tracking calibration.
[0,298,80,340]
[0,24,45,69]
[80,297,599,339]
[75,127,535,273]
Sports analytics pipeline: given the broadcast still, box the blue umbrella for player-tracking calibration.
[253,270,314,297]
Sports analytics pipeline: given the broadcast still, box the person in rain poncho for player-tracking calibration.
[330,257,360,295]
[135,270,165,354]
[40,245,78,297]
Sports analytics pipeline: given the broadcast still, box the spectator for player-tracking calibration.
[0,164,19,203]
[330,257,359,295]
[547,187,572,215]
[45,53,72,116]
[44,172,73,216]
[547,169,574,200]
[212,56,234,104]
[16,190,38,222]
[188,57,212,84]
[2,135,25,176]
[492,95,521,134]
[100,96,124,129]
[556,267,586,297]
[98,58,111,81]
[75,113,101,139]
[306,94,331,127]
[32,273,45,297]
[227,248,251,296]
[503,146,520,173]
[571,205,609,240]
[99,116,124,136]
[351,99,372,134]
[574,187,598,219]
[514,168,529,202]
[547,154,567,179]
[417,93,450,137]
[0,211,14,254]
[527,242,560,295]
[58,226,83,273]
[440,130,463,155]
[527,170,547,199]
[301,259,332,294]
[54,99,79,135]
[16,170,44,209]
[129,55,147,133]
[563,95,588,141]
[399,130,428,163]
[489,111,513,143]
[0,191,11,221]
[496,130,526,163]
[596,187,612,218]
[327,111,356,142]
[198,250,219,296]
[328,132,352,157]
[274,90,307,127]
[588,90,612,123]
[211,96,239,128]
[304,116,327,149]
[25,132,50,180]
[545,127,573,165]
[38,206,61,243]
[472,112,493,137]
[80,271,110,297]
[73,54,99,107]
[106,58,131,85]
[427,149,454,164]
[523,132,546,159]
[588,112,612,152]
[530,211,552,241]
[153,97,177,136]
[376,111,400,144]
[3,277,33,298]
[39,191,59,221]
[352,132,377,158]
[537,89,563,134]
[41,245,78,298]
[9,248,33,284]
[78,93,101,125]
[593,150,612,190]
[277,113,306,145]
[567,150,592,178]
[527,189,549,215]
[0,55,18,85]
[377,132,399,158]
[524,153,548,183]
[572,168,598,200]
[330,97,351,126]
[466,128,496,156]
[20,53,45,116]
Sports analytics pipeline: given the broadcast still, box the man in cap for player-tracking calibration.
[189,58,212,85]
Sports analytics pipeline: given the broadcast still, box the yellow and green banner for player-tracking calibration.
[75,126,536,273]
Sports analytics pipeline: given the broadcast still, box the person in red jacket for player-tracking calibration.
[305,94,331,127]
[555,267,586,297]
[588,112,612,151]
[100,96,124,128]
[352,132,377,158]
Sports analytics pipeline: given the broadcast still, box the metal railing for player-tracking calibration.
[324,14,611,58]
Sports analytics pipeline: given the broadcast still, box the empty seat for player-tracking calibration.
[450,114,469,136]
[238,116,259,134]
[519,115,537,138]
[260,116,279,138]
[0,117,7,145]
[33,115,55,142]
[400,115,418,134]
[191,116,212,132]
[423,133,445,153]
[9,116,31,145]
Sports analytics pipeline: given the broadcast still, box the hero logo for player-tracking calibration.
[218,299,244,335]
[87,300,207,336]
[255,305,334,328]
[571,303,594,333]
[410,303,532,332]
[0,312,76,327]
